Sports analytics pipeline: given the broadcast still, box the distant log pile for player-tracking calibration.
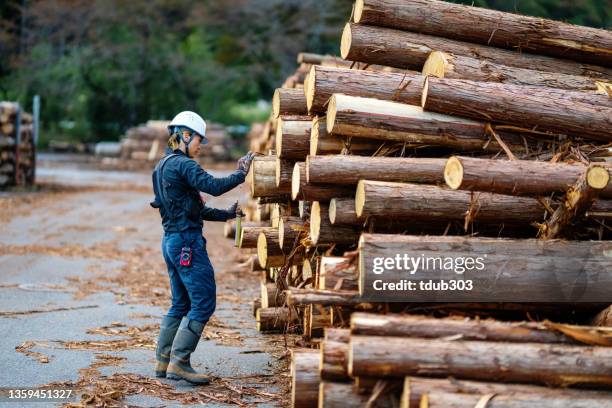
[238,1,612,406]
[0,102,35,189]
[119,120,234,162]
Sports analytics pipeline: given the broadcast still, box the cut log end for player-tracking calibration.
[310,116,320,156]
[306,65,317,112]
[329,198,338,224]
[292,162,302,200]
[275,157,282,187]
[353,0,365,23]
[257,232,268,269]
[444,156,464,190]
[355,180,366,218]
[310,201,322,245]
[340,23,352,60]
[420,75,430,108]
[422,51,448,78]
[587,166,610,190]
[278,217,286,249]
[272,89,281,119]
[275,120,284,157]
[326,94,338,134]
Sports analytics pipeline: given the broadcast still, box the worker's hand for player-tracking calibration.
[237,151,256,175]
[227,201,245,219]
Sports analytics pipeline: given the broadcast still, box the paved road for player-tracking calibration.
[0,157,286,407]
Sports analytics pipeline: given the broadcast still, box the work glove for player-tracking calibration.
[237,151,256,175]
[226,201,245,219]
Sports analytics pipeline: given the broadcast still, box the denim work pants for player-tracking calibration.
[161,230,216,324]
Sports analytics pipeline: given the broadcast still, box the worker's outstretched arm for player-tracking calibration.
[200,201,242,222]
[182,152,255,197]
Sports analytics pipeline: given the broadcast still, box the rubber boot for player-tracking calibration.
[166,317,210,385]
[155,315,182,377]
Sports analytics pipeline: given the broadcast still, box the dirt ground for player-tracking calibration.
[0,154,291,407]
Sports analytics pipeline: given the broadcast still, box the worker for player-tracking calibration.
[150,110,255,385]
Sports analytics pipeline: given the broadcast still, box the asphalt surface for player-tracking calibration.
[0,154,285,407]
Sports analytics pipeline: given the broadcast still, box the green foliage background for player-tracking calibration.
[0,0,609,144]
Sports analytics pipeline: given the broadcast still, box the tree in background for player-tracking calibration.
[0,0,608,144]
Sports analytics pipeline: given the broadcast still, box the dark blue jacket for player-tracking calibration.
[151,149,245,232]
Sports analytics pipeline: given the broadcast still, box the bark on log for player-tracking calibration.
[319,256,358,291]
[257,231,303,268]
[421,77,612,142]
[400,376,612,408]
[291,349,319,408]
[303,304,330,339]
[292,162,354,201]
[357,233,612,302]
[306,65,423,114]
[329,198,361,226]
[423,51,611,92]
[250,155,291,197]
[353,0,612,67]
[252,299,261,317]
[324,327,350,343]
[307,154,446,185]
[327,93,537,152]
[445,156,612,198]
[310,115,380,156]
[276,118,312,160]
[341,23,612,79]
[239,226,276,249]
[350,313,579,344]
[420,390,612,408]
[319,339,350,381]
[256,307,292,332]
[355,180,547,225]
[285,289,366,306]
[540,165,610,239]
[349,335,612,387]
[318,382,372,408]
[591,306,612,327]
[261,282,284,309]
[272,88,308,118]
[275,158,295,190]
[310,201,361,246]
[279,216,304,251]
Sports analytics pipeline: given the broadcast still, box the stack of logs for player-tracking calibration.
[229,0,612,406]
[120,120,232,162]
[0,102,35,189]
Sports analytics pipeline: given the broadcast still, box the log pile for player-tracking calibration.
[0,102,35,189]
[119,120,233,162]
[236,1,612,406]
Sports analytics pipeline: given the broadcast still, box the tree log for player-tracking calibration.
[401,376,612,408]
[341,23,612,79]
[591,306,612,327]
[324,327,350,343]
[261,282,284,309]
[329,198,361,226]
[239,226,276,249]
[350,313,579,344]
[445,156,612,198]
[257,231,303,268]
[291,349,319,408]
[250,155,291,197]
[306,65,423,113]
[285,289,366,307]
[421,77,612,142]
[310,201,360,246]
[540,165,610,239]
[278,216,304,251]
[355,180,547,225]
[318,382,373,408]
[310,115,380,156]
[353,0,612,67]
[421,390,612,408]
[327,93,539,152]
[307,154,446,185]
[292,162,354,201]
[256,307,292,332]
[319,256,358,291]
[349,335,612,387]
[423,51,611,92]
[272,88,308,118]
[299,201,310,219]
[276,118,312,160]
[275,158,294,190]
[304,304,330,339]
[357,233,612,302]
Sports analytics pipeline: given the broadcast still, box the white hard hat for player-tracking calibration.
[168,111,208,144]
